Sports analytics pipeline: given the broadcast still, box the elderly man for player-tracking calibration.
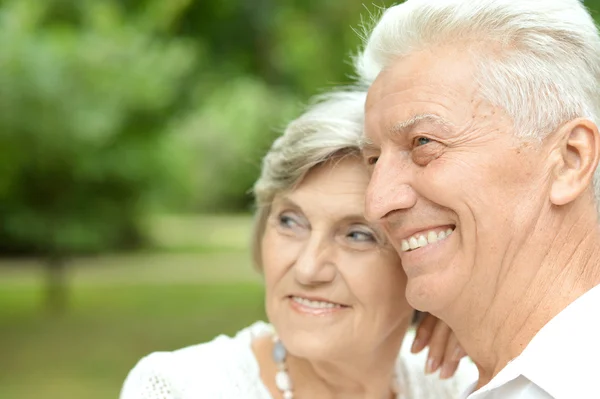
[358,0,600,398]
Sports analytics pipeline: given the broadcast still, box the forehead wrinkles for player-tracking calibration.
[365,92,472,142]
[366,80,501,146]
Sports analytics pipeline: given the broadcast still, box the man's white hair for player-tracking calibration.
[355,0,600,201]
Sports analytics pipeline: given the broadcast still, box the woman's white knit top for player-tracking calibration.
[120,321,477,399]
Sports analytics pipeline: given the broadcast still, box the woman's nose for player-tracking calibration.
[293,233,336,286]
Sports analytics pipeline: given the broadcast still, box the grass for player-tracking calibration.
[0,214,266,399]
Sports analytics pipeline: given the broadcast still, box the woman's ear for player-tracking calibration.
[550,118,600,206]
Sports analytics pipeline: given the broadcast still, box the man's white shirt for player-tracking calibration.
[463,284,600,399]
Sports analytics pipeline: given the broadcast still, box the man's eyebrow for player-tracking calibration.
[359,114,453,152]
[390,113,454,136]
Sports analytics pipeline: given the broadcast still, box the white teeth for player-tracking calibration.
[409,237,419,250]
[427,231,438,243]
[292,296,342,309]
[399,227,455,252]
[401,240,410,252]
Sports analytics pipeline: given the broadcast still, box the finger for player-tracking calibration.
[439,359,460,379]
[424,321,451,374]
[411,313,437,354]
[452,344,467,362]
[439,334,464,379]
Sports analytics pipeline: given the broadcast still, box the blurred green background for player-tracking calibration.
[0,0,397,397]
[2,0,600,398]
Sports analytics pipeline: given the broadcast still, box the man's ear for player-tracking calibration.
[550,118,600,206]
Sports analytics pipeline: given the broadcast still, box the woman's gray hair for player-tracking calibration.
[251,90,367,269]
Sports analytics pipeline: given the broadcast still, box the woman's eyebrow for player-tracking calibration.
[272,195,301,212]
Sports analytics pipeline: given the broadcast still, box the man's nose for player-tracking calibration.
[364,153,417,223]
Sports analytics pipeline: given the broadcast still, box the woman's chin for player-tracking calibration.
[282,332,344,361]
[272,319,348,357]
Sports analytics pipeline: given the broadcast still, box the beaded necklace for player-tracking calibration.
[272,335,294,398]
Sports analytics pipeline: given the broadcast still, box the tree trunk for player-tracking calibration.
[44,255,68,314]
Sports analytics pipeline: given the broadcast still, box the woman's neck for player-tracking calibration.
[252,326,408,399]
[287,351,398,399]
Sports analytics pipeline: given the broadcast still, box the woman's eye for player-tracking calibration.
[347,230,376,242]
[415,136,432,146]
[279,214,298,228]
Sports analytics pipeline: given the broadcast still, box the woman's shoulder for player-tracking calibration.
[396,329,478,399]
[119,321,274,399]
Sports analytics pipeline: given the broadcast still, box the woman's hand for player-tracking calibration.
[411,313,467,379]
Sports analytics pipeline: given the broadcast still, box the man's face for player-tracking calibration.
[363,46,555,313]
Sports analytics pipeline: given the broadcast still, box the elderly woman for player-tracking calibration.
[120,90,477,398]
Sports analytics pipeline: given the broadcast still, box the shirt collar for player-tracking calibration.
[517,283,600,398]
[466,284,600,398]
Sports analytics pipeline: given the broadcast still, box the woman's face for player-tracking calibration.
[261,156,412,361]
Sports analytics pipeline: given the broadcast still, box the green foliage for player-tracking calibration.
[0,0,196,254]
[161,0,396,212]
[0,0,408,255]
[171,77,300,211]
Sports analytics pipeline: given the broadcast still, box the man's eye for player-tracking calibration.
[367,156,379,165]
[415,137,432,146]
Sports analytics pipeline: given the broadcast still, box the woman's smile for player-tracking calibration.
[287,295,350,316]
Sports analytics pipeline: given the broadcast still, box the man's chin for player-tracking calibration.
[404,275,451,314]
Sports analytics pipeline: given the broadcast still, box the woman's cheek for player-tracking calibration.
[262,233,298,284]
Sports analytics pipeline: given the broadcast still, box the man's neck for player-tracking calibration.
[448,210,600,388]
